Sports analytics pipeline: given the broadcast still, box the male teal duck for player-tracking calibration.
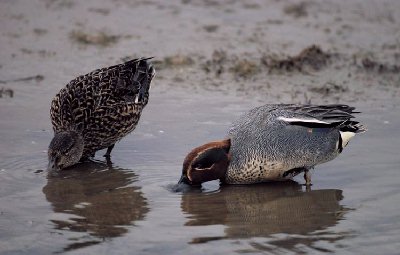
[179,104,366,186]
[48,58,155,170]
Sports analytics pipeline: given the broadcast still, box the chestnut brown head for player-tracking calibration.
[179,139,231,186]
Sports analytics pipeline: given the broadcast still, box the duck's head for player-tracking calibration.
[179,139,231,186]
[48,131,84,171]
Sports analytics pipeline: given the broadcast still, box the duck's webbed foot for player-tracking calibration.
[105,156,113,167]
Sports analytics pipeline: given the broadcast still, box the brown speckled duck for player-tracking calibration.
[179,104,366,186]
[48,58,155,170]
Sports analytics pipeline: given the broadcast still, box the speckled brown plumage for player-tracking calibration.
[49,58,155,168]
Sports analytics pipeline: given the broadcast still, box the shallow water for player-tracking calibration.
[1,0,400,254]
[1,89,400,254]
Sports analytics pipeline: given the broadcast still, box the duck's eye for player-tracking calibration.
[193,163,202,169]
[191,147,228,170]
[192,160,214,169]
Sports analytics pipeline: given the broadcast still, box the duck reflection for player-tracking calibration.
[181,181,351,250]
[43,160,149,251]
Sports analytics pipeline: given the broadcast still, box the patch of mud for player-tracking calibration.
[361,58,400,74]
[202,50,228,77]
[20,48,56,58]
[33,28,48,36]
[153,54,194,70]
[69,30,121,47]
[43,0,75,10]
[283,2,308,18]
[0,88,14,98]
[122,43,399,104]
[88,7,110,15]
[243,3,261,9]
[164,55,194,66]
[310,82,349,97]
[262,45,332,72]
[155,45,332,81]
[202,50,260,78]
[148,44,394,104]
[203,25,219,33]
[230,59,259,78]
[0,75,44,84]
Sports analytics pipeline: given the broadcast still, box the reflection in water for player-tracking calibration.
[181,181,352,253]
[43,161,149,252]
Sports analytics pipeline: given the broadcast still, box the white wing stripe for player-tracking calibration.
[277,116,330,124]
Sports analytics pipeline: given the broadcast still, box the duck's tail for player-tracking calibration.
[339,120,367,133]
[115,57,156,104]
[131,58,156,103]
[338,120,366,152]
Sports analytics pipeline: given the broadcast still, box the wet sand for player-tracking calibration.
[1,0,400,254]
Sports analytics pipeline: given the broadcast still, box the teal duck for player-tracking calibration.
[179,104,366,186]
[48,58,155,170]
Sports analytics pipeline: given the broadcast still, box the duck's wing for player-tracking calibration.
[103,57,155,104]
[227,104,349,180]
[89,57,155,105]
[276,104,366,133]
[226,104,366,177]
[50,58,155,133]
[82,102,145,155]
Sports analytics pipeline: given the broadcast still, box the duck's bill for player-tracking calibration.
[47,158,60,171]
[178,175,203,187]
[47,160,60,171]
[178,175,190,185]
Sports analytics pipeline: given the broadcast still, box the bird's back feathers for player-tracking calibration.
[50,58,155,157]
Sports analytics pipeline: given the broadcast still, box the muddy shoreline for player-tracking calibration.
[1,0,399,106]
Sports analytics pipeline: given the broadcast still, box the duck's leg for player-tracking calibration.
[104,144,115,158]
[304,168,312,186]
[105,155,113,167]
